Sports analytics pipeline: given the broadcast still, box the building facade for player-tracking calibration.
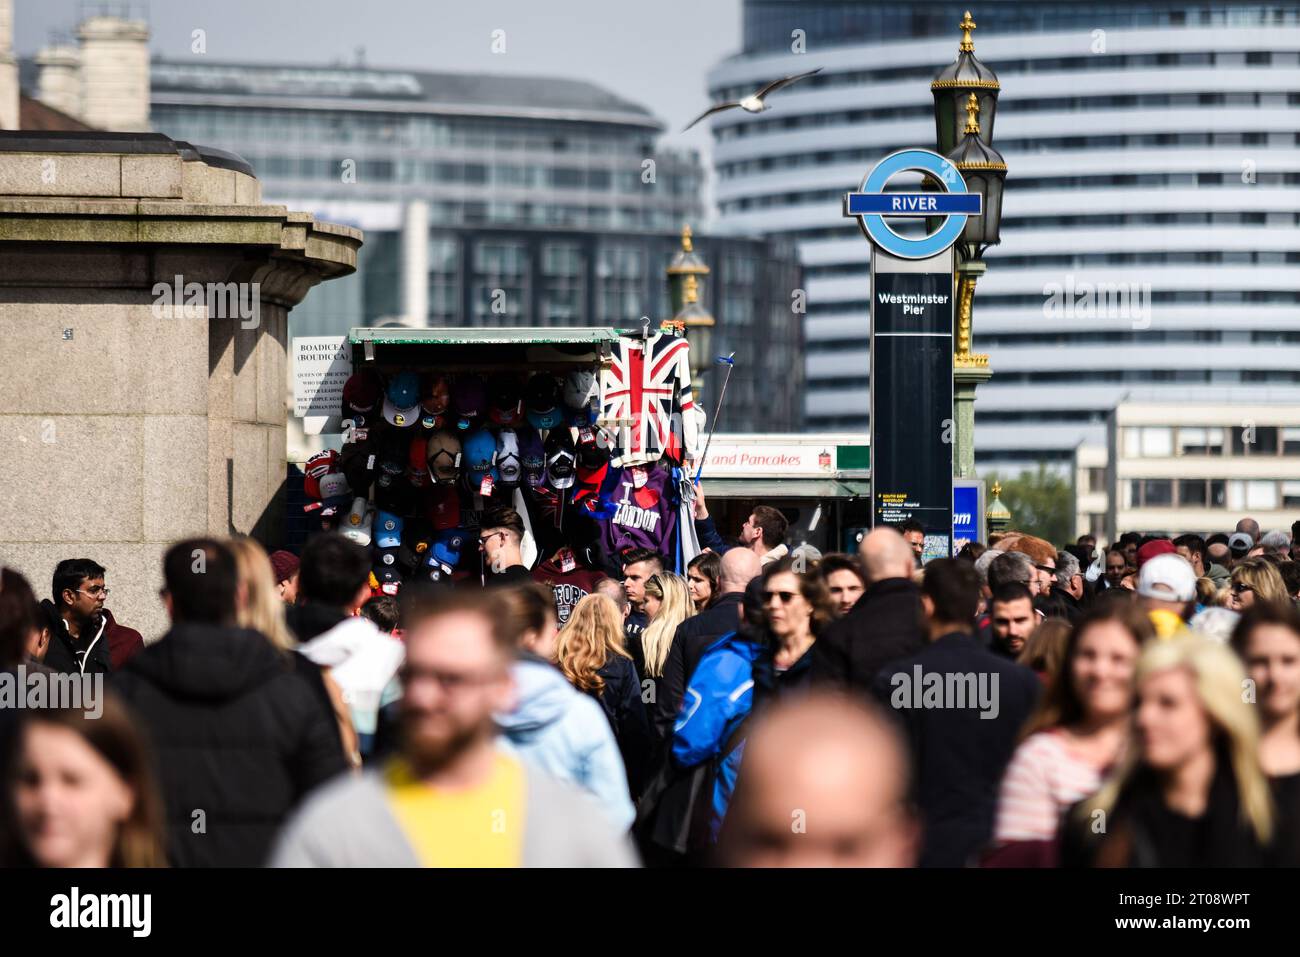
[707,1,1300,468]
[1104,399,1300,538]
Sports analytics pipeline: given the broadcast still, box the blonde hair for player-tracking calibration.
[639,572,695,678]
[1231,558,1289,606]
[226,537,296,652]
[1081,635,1273,845]
[556,594,630,695]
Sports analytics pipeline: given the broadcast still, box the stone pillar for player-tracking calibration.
[36,43,82,120]
[953,364,992,478]
[77,15,150,132]
[0,0,18,131]
[0,132,361,641]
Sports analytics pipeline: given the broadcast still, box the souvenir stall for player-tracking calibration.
[298,325,706,599]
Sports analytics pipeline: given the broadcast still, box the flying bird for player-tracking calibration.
[682,67,823,132]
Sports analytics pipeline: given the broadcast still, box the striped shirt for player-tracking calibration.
[993,730,1106,843]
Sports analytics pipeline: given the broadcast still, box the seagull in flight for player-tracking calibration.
[682,67,823,132]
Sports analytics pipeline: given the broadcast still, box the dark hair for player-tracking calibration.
[988,551,1034,590]
[1105,547,1127,562]
[299,532,371,607]
[1119,532,1143,547]
[1173,534,1207,566]
[761,558,835,634]
[1279,562,1300,599]
[956,541,986,563]
[1206,532,1230,548]
[1077,534,1096,545]
[494,582,557,647]
[1064,544,1093,567]
[818,552,865,586]
[1021,601,1154,739]
[8,697,167,867]
[163,539,238,625]
[0,568,42,667]
[1230,600,1300,658]
[751,506,789,549]
[399,587,519,657]
[51,558,106,606]
[921,558,980,624]
[620,547,664,574]
[361,595,401,632]
[480,505,524,540]
[990,581,1034,609]
[899,518,924,537]
[686,551,722,605]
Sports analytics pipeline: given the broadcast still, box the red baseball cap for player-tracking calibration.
[1136,539,1176,569]
[343,370,383,413]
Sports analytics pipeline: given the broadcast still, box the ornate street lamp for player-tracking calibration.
[665,224,715,391]
[930,11,1008,482]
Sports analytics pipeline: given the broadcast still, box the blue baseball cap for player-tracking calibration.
[430,528,466,568]
[387,372,420,408]
[462,428,499,482]
[374,511,404,548]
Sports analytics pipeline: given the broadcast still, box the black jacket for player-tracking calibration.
[654,592,746,743]
[811,578,925,693]
[284,602,348,644]
[871,631,1041,868]
[112,622,348,867]
[39,600,113,677]
[592,653,653,799]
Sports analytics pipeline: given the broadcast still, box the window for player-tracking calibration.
[1086,467,1106,493]
[1178,479,1207,507]
[1127,427,1172,457]
[1284,427,1300,455]
[1209,480,1227,508]
[1283,482,1300,509]
[1178,427,1224,455]
[540,243,586,326]
[1232,425,1279,455]
[1228,480,1279,511]
[1142,479,1173,507]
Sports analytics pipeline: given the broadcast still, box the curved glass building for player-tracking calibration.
[709,1,1300,474]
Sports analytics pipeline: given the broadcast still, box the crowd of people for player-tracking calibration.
[2,505,1300,868]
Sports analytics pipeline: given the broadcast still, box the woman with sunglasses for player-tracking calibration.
[670,558,833,848]
[1227,558,1289,612]
[1232,603,1300,865]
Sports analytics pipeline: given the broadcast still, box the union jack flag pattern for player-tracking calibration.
[599,332,703,467]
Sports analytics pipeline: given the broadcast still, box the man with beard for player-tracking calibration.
[271,590,637,867]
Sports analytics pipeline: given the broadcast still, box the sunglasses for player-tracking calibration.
[1231,582,1254,595]
[763,590,799,604]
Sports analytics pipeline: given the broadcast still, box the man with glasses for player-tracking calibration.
[38,557,142,676]
[478,505,531,586]
[273,589,637,867]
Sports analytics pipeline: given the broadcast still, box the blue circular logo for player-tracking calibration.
[853,149,969,260]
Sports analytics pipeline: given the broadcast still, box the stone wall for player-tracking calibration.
[0,133,361,641]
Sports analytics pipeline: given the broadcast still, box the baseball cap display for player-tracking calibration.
[317,471,351,502]
[375,510,404,549]
[387,372,420,408]
[426,430,462,485]
[462,429,499,484]
[303,449,341,500]
[371,561,402,596]
[519,427,546,489]
[488,375,525,427]
[383,395,419,429]
[496,429,522,487]
[340,497,374,546]
[1228,532,1254,556]
[562,369,597,410]
[426,484,461,530]
[1137,553,1197,603]
[406,436,430,488]
[453,375,486,431]
[544,427,577,490]
[430,528,466,568]
[421,372,451,414]
[343,370,383,413]
[525,374,564,429]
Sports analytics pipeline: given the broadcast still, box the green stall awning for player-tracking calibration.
[704,478,870,499]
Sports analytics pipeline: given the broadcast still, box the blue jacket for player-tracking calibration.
[672,632,761,843]
[496,659,635,831]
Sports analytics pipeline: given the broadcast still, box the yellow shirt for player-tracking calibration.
[383,752,526,868]
[1148,609,1188,640]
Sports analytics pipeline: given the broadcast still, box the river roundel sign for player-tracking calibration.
[843,149,980,260]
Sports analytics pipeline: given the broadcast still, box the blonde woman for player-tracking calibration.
[557,594,652,795]
[1227,558,1289,612]
[227,536,359,769]
[1062,636,1276,867]
[226,537,296,652]
[639,572,695,681]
